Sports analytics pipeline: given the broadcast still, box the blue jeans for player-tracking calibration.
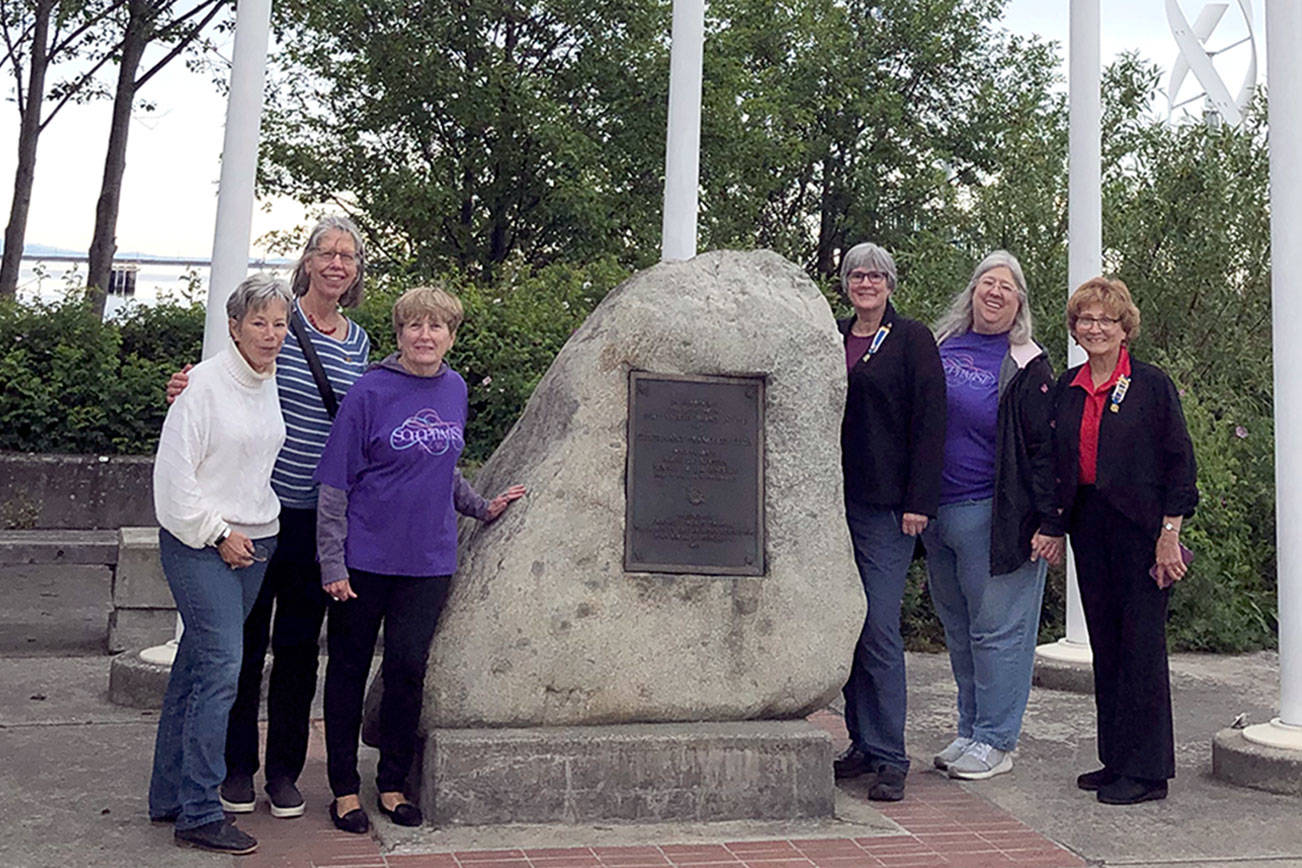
[842,501,915,773]
[922,498,1045,752]
[148,529,274,830]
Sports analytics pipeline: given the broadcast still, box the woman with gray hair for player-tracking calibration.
[834,241,946,802]
[148,275,293,854]
[923,250,1061,781]
[166,216,373,821]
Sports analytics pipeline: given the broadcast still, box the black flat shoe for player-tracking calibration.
[376,795,423,827]
[833,745,874,780]
[174,818,257,855]
[330,799,370,834]
[1097,776,1168,805]
[1076,767,1119,791]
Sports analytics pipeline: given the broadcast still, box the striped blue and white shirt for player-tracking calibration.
[271,301,371,508]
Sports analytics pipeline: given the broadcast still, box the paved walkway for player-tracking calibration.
[1,651,1297,868]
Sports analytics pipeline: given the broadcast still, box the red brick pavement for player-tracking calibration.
[229,715,1084,868]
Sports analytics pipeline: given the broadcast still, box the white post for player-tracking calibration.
[1243,0,1302,751]
[660,0,704,262]
[1038,0,1097,668]
[140,0,273,668]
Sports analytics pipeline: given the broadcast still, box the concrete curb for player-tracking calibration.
[108,648,170,708]
[1211,726,1302,796]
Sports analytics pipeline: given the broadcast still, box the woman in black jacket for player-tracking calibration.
[833,241,946,802]
[1044,276,1198,805]
[922,251,1062,782]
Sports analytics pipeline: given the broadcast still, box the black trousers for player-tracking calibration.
[1069,486,1175,781]
[323,569,450,797]
[224,507,328,785]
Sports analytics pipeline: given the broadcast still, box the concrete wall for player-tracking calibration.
[0,453,154,529]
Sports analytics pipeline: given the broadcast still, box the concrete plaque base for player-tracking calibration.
[419,720,834,826]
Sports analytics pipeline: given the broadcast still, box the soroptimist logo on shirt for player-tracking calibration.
[390,409,465,456]
[943,353,997,388]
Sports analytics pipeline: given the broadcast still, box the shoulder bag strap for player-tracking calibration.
[289,308,340,419]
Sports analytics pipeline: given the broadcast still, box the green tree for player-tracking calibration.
[259,0,671,280]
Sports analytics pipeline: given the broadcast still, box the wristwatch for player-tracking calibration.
[1161,521,1178,534]
[214,528,230,547]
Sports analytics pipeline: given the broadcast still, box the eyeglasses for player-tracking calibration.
[314,249,357,266]
[847,270,889,284]
[1076,316,1122,330]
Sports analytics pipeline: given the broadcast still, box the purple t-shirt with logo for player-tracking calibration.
[314,364,468,577]
[939,330,1007,505]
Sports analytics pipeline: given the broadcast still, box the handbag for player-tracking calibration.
[288,307,340,419]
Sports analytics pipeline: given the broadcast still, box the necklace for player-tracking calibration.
[306,310,338,336]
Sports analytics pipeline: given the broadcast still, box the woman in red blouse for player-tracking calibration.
[1042,277,1198,805]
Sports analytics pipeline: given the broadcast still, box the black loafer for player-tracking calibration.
[376,795,423,827]
[833,745,874,780]
[329,799,370,834]
[1076,767,1119,791]
[1097,775,1168,805]
[868,763,907,802]
[174,819,257,855]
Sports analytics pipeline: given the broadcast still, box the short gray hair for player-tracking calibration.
[290,214,366,308]
[933,250,1035,346]
[226,273,293,322]
[839,242,898,295]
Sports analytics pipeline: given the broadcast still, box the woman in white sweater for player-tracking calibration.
[148,274,292,856]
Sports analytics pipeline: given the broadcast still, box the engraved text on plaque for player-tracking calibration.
[624,372,765,575]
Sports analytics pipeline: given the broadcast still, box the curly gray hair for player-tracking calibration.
[225,273,293,321]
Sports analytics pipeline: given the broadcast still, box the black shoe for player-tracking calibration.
[376,795,423,827]
[868,763,907,802]
[833,745,874,780]
[149,810,178,823]
[330,799,370,834]
[219,774,256,813]
[1097,776,1168,805]
[174,819,257,855]
[266,778,305,819]
[1076,767,1119,791]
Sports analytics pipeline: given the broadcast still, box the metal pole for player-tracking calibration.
[201,0,273,356]
[660,0,704,262]
[1243,0,1302,751]
[1038,0,1097,669]
[141,0,273,668]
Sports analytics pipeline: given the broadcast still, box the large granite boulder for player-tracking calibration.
[426,249,864,727]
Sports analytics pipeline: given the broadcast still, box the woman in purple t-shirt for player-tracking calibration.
[922,251,1062,781]
[314,286,525,833]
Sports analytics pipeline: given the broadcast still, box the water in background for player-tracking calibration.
[14,258,292,320]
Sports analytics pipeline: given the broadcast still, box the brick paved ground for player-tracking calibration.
[232,713,1084,868]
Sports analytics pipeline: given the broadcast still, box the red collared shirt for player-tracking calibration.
[1071,347,1131,484]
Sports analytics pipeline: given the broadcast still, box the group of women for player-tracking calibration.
[835,242,1197,808]
[147,216,523,855]
[141,221,1195,854]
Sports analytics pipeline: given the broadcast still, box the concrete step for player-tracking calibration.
[0,529,119,566]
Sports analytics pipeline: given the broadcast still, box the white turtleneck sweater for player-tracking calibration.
[153,341,287,549]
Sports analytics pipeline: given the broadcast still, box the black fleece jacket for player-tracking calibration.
[988,343,1057,574]
[839,303,947,517]
[1045,357,1198,538]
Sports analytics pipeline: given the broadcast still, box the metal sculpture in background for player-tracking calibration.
[1166,0,1258,127]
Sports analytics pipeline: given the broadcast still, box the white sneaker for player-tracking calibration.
[946,741,1013,780]
[933,736,975,770]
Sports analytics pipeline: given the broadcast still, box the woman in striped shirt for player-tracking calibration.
[168,215,371,820]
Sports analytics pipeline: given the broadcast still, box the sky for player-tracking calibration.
[0,0,1266,261]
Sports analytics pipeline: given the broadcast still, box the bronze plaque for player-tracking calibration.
[624,372,765,575]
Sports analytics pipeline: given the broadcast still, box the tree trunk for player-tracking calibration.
[87,0,152,317]
[0,0,55,299]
